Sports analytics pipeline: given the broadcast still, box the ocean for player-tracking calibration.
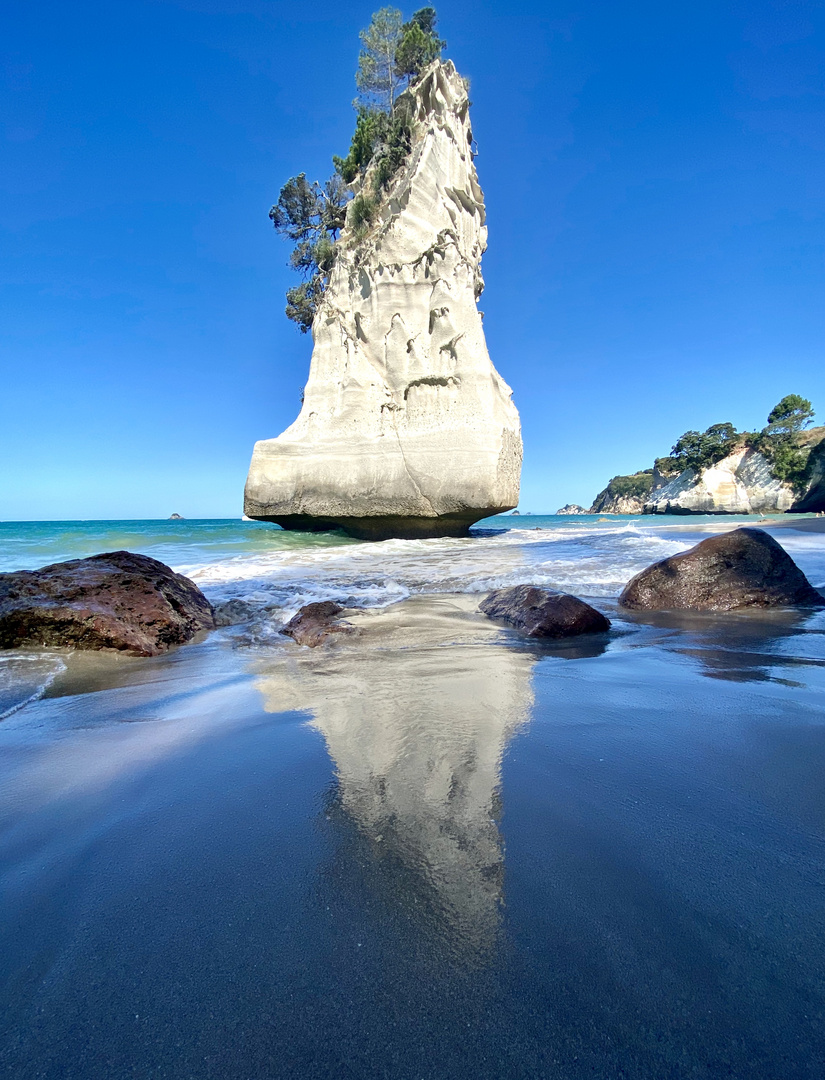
[3,512,825,718]
[4,511,825,616]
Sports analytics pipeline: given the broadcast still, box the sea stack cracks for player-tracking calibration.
[245,61,522,540]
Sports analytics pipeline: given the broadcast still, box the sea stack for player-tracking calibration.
[244,61,522,540]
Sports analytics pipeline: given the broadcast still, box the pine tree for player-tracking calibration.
[355,7,404,112]
[395,7,445,82]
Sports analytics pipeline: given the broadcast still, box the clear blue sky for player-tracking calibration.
[2,0,824,519]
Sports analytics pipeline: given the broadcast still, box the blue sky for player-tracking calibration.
[2,0,824,519]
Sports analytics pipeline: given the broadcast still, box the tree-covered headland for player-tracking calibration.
[601,394,819,501]
[269,7,447,332]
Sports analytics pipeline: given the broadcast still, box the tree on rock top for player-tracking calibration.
[757,394,816,488]
[765,394,815,436]
[396,8,446,83]
[355,7,405,111]
[355,7,446,112]
[271,7,448,332]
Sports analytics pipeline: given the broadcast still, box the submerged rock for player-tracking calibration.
[619,527,824,612]
[244,61,522,540]
[480,586,611,638]
[0,551,215,656]
[281,601,354,647]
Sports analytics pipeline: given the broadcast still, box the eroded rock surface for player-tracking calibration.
[0,551,215,656]
[245,61,522,540]
[281,601,354,647]
[793,438,825,512]
[480,585,611,638]
[644,448,796,515]
[590,494,646,514]
[619,528,824,612]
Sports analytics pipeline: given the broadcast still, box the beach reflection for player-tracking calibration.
[623,607,825,685]
[253,596,535,960]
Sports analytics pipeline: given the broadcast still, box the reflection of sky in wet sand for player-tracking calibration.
[254,595,535,960]
[618,606,825,686]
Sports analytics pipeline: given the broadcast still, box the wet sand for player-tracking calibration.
[1,596,825,1078]
[626,514,825,535]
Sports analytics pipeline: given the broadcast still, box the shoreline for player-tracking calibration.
[589,513,825,534]
[1,591,824,1078]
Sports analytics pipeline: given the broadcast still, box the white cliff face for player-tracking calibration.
[645,448,795,514]
[245,61,522,539]
[588,494,646,515]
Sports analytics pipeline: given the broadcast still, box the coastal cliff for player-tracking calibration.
[245,61,522,539]
[589,471,654,515]
[644,447,795,514]
[590,416,825,515]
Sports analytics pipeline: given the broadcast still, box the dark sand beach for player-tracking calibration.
[2,575,824,1078]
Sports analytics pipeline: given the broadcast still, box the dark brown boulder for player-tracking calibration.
[619,527,824,612]
[479,586,610,638]
[0,551,215,656]
[281,601,354,647]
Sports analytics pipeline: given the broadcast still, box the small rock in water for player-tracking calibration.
[213,598,261,627]
[281,601,354,648]
[619,527,825,612]
[480,586,610,638]
[0,551,215,656]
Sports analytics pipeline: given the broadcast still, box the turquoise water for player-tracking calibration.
[0,517,355,574]
[2,515,824,620]
[2,512,823,712]
[0,511,796,572]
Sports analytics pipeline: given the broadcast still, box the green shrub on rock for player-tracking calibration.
[270,7,447,332]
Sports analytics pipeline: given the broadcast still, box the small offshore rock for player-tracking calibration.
[480,586,610,638]
[281,601,354,647]
[169,513,184,520]
[619,527,825,612]
[0,550,215,656]
[556,504,587,515]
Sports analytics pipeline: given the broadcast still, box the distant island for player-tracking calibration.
[588,395,825,514]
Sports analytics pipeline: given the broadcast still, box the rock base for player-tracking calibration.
[281,601,354,647]
[263,511,496,542]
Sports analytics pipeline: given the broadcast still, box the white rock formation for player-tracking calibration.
[645,448,795,514]
[245,61,522,539]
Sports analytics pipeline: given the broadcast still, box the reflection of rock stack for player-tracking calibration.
[253,598,534,959]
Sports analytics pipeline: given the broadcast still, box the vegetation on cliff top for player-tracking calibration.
[590,471,654,512]
[269,7,447,332]
[595,395,818,508]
